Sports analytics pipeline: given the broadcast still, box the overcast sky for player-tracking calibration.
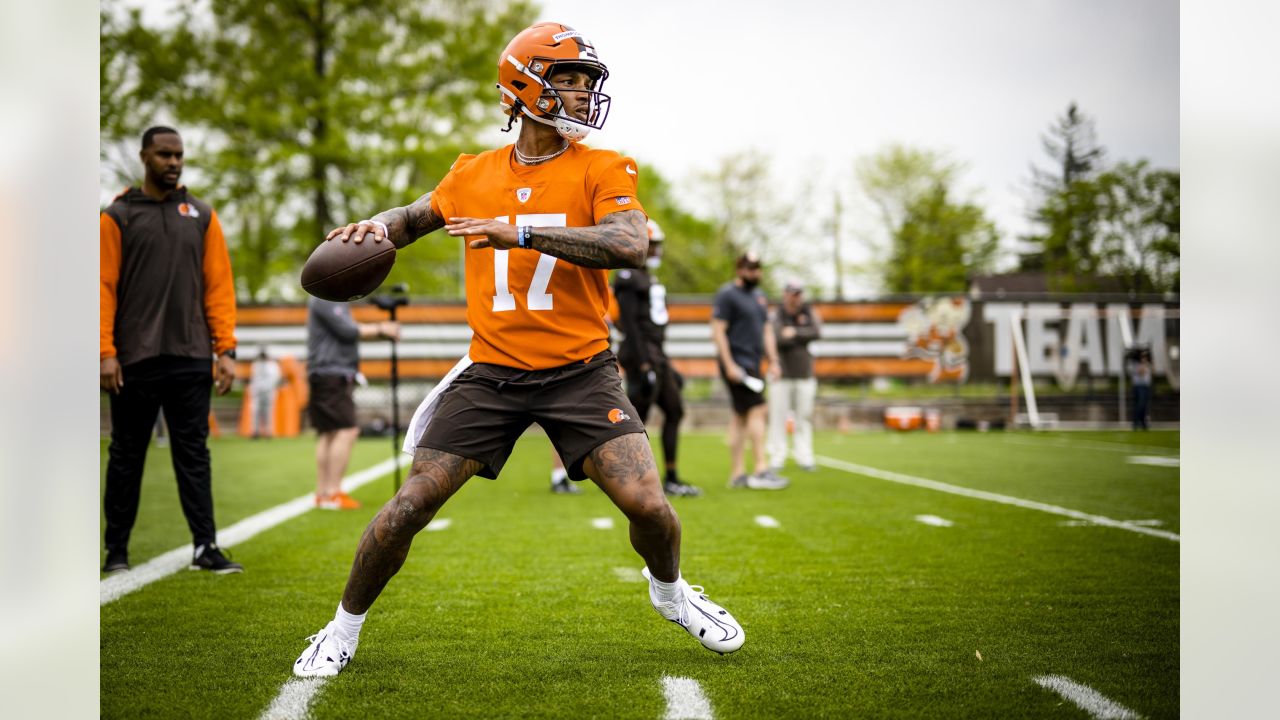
[515,0,1179,289]
[121,0,1179,293]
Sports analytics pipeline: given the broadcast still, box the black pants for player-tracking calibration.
[1132,385,1152,430]
[104,358,217,552]
[623,358,684,468]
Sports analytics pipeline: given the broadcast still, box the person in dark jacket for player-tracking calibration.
[767,280,822,471]
[611,220,701,497]
[99,126,242,575]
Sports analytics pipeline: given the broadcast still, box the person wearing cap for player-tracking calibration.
[767,280,822,472]
[612,219,702,497]
[710,252,789,490]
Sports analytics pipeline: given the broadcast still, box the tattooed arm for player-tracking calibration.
[324,191,445,250]
[445,209,648,269]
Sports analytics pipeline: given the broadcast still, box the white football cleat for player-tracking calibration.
[642,567,745,655]
[293,621,358,677]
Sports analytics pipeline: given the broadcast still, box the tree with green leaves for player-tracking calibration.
[857,144,999,293]
[885,183,999,293]
[1093,161,1179,293]
[1021,102,1107,279]
[101,0,536,301]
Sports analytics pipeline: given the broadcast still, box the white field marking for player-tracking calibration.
[1061,518,1164,528]
[591,517,615,530]
[1002,435,1177,456]
[1126,455,1180,468]
[914,514,954,527]
[1032,675,1142,720]
[613,567,644,582]
[754,515,781,528]
[660,675,714,720]
[101,455,410,605]
[425,518,452,532]
[258,678,328,720]
[815,455,1180,542]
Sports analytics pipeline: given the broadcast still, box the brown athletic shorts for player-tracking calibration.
[308,374,357,432]
[416,350,647,481]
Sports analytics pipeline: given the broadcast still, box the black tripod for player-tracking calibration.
[371,283,409,490]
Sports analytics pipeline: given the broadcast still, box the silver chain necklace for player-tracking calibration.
[514,140,569,165]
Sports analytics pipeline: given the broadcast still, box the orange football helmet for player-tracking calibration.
[497,22,611,141]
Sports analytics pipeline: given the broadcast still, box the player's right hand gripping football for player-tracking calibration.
[327,219,387,245]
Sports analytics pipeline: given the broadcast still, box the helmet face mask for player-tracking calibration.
[498,24,612,141]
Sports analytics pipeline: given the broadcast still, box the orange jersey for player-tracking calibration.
[430,144,644,370]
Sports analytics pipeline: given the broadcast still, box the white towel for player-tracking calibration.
[401,355,474,455]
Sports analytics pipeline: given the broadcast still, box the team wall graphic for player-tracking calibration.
[234,295,1178,387]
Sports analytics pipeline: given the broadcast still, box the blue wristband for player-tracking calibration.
[517,225,533,249]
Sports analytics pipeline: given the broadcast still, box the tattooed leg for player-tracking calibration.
[585,433,681,582]
[340,448,480,613]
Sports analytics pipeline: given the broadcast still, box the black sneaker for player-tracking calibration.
[190,543,244,574]
[551,479,583,495]
[102,549,129,574]
[663,479,703,497]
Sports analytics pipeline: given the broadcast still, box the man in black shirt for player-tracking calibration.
[612,220,701,496]
[711,252,788,490]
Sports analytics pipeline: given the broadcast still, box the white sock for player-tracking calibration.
[334,602,366,641]
[649,573,682,605]
[550,468,568,484]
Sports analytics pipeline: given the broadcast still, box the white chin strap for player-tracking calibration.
[518,106,590,142]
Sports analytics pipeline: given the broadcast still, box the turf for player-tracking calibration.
[99,429,1179,718]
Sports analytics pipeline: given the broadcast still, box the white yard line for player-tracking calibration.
[258,678,328,720]
[1002,435,1178,456]
[591,517,615,530]
[1126,455,1180,467]
[754,515,781,528]
[914,514,953,527]
[613,567,643,582]
[815,455,1180,542]
[660,676,714,720]
[425,518,452,532]
[1032,675,1142,719]
[101,455,410,605]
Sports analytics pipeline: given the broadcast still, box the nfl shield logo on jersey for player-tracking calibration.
[516,187,532,203]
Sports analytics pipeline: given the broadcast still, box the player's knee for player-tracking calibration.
[387,484,442,534]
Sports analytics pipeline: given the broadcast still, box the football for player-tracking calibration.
[300,234,397,302]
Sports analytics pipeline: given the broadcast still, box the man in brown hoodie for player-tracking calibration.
[99,126,242,575]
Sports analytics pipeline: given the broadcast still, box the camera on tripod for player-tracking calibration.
[371,282,409,312]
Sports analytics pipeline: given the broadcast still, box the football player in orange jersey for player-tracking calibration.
[294,23,743,678]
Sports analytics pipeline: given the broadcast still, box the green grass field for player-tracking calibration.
[100,429,1179,719]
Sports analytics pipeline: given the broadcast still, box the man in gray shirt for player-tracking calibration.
[711,252,787,490]
[307,297,399,509]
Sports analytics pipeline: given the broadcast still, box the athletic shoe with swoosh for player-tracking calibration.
[293,621,358,677]
[641,567,745,655]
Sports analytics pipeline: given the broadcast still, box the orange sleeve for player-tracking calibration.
[202,209,238,355]
[590,153,645,223]
[430,153,476,220]
[100,213,121,359]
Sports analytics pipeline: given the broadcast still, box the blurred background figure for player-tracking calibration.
[1128,346,1153,430]
[612,219,701,497]
[768,280,822,472]
[306,297,399,510]
[711,252,788,490]
[249,347,282,439]
[549,448,581,494]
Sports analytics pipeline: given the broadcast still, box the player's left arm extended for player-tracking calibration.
[448,209,648,270]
